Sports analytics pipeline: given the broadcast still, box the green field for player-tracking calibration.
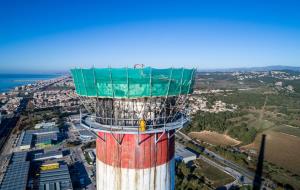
[272,125,300,137]
[186,71,300,189]
[190,72,300,144]
[193,159,234,188]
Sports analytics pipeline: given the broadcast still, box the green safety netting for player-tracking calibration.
[71,67,195,98]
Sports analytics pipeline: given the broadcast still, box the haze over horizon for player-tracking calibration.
[1,0,300,73]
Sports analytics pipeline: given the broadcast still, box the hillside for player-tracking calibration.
[185,70,300,189]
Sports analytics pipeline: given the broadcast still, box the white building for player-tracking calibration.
[275,81,283,87]
[175,143,197,163]
[33,151,63,161]
[34,121,56,129]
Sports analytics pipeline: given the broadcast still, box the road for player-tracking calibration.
[0,98,28,154]
[71,146,96,190]
[177,131,276,189]
[0,98,28,182]
[259,95,268,120]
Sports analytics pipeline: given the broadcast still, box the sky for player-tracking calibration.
[0,0,300,73]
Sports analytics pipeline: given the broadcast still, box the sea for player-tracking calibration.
[0,74,60,93]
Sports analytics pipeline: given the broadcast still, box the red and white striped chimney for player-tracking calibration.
[96,130,175,190]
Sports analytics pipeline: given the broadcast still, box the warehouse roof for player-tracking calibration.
[27,127,59,135]
[0,153,30,190]
[38,164,72,190]
[34,150,63,161]
[35,133,58,145]
[175,143,197,163]
[17,131,33,147]
[10,151,28,162]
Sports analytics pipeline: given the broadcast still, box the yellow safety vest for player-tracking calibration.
[139,119,146,132]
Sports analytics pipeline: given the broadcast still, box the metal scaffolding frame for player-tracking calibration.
[74,67,195,145]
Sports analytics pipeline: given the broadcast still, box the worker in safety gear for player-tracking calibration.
[139,119,146,132]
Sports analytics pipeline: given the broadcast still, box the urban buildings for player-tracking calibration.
[17,127,60,150]
[0,152,30,190]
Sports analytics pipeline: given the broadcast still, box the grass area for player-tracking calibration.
[188,86,300,145]
[269,171,300,190]
[175,161,206,190]
[175,158,233,190]
[212,146,253,169]
[272,125,300,137]
[15,108,61,132]
[193,159,234,188]
[227,123,257,145]
[84,152,93,165]
[190,73,300,189]
[248,120,274,131]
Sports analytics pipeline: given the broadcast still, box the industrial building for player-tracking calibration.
[0,149,72,190]
[175,143,197,163]
[34,121,56,129]
[0,152,30,190]
[33,150,63,161]
[35,133,58,148]
[71,67,195,190]
[17,127,60,150]
[38,163,73,190]
[28,127,59,135]
[78,129,96,141]
[29,149,72,189]
[17,131,33,150]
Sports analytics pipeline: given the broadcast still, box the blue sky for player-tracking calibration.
[0,0,300,73]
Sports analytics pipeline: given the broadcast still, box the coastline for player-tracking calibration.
[0,74,62,94]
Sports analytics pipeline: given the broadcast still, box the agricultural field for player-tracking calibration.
[189,131,240,146]
[190,71,300,143]
[243,129,300,175]
[242,130,300,189]
[187,71,300,189]
[272,124,300,138]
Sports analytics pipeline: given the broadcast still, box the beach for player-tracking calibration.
[0,74,60,93]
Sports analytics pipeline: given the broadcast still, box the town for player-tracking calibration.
[2,69,296,190]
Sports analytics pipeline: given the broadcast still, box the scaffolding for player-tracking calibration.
[71,67,195,98]
[72,67,195,136]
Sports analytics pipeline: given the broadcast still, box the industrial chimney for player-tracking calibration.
[71,67,195,190]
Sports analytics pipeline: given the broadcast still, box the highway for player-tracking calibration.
[177,131,275,189]
[0,98,28,182]
[197,154,252,185]
[177,131,255,186]
[0,98,28,154]
[177,131,255,185]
